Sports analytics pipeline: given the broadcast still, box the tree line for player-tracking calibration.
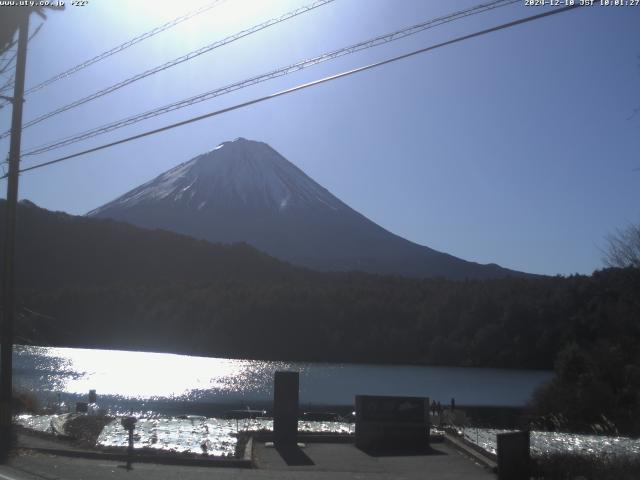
[2,201,639,434]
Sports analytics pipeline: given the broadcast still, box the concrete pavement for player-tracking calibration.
[0,440,495,480]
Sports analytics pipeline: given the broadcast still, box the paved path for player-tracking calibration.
[255,442,495,479]
[0,440,495,480]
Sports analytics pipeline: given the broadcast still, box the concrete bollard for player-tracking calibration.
[355,395,430,452]
[497,430,530,480]
[273,371,299,446]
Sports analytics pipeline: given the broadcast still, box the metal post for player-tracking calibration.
[0,10,29,463]
[127,428,134,470]
[121,417,137,470]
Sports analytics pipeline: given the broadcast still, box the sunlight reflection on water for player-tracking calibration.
[14,345,553,409]
[16,414,354,457]
[15,345,291,400]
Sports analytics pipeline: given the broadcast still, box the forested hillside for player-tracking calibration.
[2,201,636,368]
[4,200,640,433]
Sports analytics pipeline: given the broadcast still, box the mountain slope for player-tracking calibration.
[89,138,526,280]
[3,199,296,291]
[6,199,639,398]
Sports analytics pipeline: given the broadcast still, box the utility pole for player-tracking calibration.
[0,10,29,463]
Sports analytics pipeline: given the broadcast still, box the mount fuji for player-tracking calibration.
[88,138,524,280]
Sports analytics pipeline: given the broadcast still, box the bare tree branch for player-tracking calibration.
[603,223,640,269]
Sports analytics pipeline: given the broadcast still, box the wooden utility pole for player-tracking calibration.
[0,10,29,463]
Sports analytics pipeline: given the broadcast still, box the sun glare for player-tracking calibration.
[57,347,249,398]
[108,0,294,55]
[121,0,284,30]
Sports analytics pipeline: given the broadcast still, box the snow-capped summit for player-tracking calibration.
[89,138,524,280]
[90,138,342,216]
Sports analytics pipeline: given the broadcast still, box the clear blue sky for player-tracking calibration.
[0,0,638,276]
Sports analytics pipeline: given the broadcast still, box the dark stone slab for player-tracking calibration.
[355,395,430,452]
[497,430,530,480]
[273,371,299,446]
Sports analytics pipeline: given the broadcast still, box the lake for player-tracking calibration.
[23,346,637,462]
[13,345,552,414]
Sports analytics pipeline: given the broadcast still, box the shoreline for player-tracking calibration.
[14,412,640,480]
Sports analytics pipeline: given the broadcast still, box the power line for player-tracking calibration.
[8,3,583,179]
[0,40,17,56]
[0,0,335,140]
[0,77,15,110]
[0,74,15,96]
[0,55,16,76]
[0,44,17,81]
[0,0,226,98]
[0,49,18,78]
[21,0,518,158]
[0,24,43,101]
[1,23,42,68]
